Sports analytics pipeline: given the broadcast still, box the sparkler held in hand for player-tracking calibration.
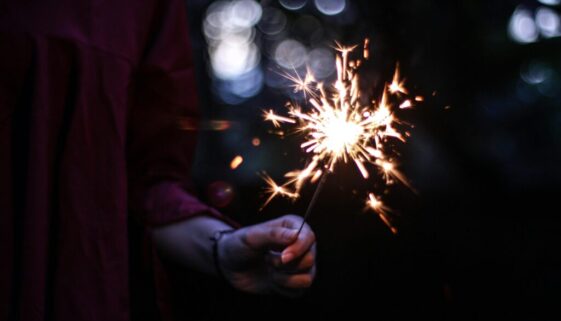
[262,39,419,234]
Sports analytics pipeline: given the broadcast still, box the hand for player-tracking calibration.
[218,215,317,296]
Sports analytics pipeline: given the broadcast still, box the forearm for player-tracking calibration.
[152,215,234,276]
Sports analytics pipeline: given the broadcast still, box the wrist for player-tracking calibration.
[210,229,235,281]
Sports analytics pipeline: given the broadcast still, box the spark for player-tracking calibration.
[262,41,420,233]
[366,193,397,234]
[388,63,408,95]
[263,109,296,127]
[230,155,243,170]
[281,67,317,99]
[399,99,413,109]
[260,173,299,210]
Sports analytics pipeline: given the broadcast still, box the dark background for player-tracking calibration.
[170,1,561,320]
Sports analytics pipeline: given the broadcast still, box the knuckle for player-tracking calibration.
[282,229,293,240]
[242,228,255,245]
[269,227,280,240]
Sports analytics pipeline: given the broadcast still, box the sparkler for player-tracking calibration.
[262,39,419,234]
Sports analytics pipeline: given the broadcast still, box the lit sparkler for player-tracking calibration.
[262,39,418,234]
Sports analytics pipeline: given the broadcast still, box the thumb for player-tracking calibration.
[244,225,298,251]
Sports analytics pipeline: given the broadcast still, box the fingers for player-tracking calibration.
[270,264,316,298]
[266,214,303,230]
[260,214,316,264]
[267,247,315,272]
[243,214,315,253]
[242,225,298,251]
[280,225,315,264]
[271,266,316,289]
[267,243,317,296]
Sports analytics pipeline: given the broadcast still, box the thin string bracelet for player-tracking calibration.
[209,229,235,280]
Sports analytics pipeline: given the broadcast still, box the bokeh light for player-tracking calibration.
[313,0,346,16]
[520,60,550,85]
[307,47,335,79]
[508,6,539,44]
[210,42,259,79]
[279,0,308,11]
[204,0,264,103]
[274,39,307,69]
[538,0,561,5]
[206,181,235,208]
[535,7,561,38]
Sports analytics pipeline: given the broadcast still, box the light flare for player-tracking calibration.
[262,39,419,233]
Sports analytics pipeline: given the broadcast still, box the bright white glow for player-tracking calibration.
[322,117,363,154]
[536,7,561,38]
[274,39,307,69]
[314,0,346,16]
[279,0,308,10]
[508,7,539,44]
[221,28,255,46]
[204,0,263,100]
[211,42,259,80]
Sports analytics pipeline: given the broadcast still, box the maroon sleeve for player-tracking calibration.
[127,0,235,228]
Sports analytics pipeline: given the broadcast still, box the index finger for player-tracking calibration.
[266,214,304,230]
[280,223,315,264]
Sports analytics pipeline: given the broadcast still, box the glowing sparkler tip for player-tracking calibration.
[260,40,417,234]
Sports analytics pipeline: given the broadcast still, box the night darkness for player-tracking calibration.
[164,0,561,320]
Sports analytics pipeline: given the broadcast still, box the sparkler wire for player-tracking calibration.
[296,172,329,237]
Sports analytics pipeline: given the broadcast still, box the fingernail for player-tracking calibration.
[281,252,294,264]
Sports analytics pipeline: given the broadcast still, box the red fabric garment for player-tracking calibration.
[0,1,232,320]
